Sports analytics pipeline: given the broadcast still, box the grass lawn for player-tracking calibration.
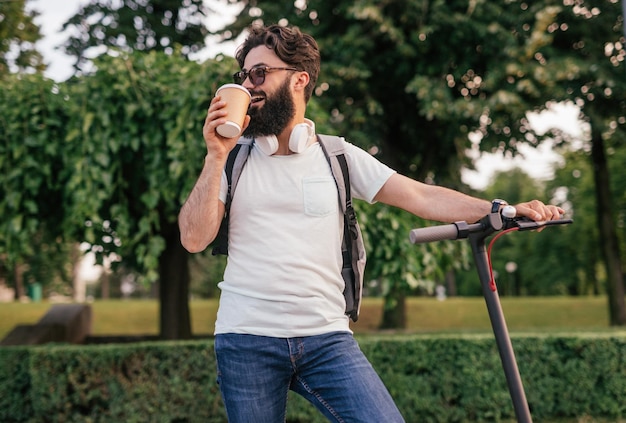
[1,296,625,340]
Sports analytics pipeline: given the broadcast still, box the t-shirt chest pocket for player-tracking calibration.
[302,177,337,217]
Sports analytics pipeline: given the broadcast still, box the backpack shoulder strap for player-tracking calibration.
[317,134,359,238]
[211,138,253,256]
[317,134,349,213]
[228,138,253,195]
[318,134,365,322]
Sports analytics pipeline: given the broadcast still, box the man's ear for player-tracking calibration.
[293,71,310,93]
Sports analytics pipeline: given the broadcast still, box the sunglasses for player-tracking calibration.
[233,66,298,86]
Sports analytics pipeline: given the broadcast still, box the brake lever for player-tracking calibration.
[503,216,573,231]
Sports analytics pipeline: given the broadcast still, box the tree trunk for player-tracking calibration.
[589,118,626,326]
[445,270,457,297]
[379,284,406,329]
[101,271,110,300]
[71,246,86,302]
[159,220,192,340]
[14,263,25,300]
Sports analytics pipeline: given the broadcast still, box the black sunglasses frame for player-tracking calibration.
[233,66,298,86]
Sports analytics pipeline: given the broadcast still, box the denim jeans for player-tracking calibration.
[214,331,405,423]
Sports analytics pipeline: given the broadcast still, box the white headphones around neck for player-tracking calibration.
[254,119,316,155]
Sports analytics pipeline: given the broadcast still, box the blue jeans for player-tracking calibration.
[214,332,405,423]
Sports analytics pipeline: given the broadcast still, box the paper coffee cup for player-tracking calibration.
[215,84,251,138]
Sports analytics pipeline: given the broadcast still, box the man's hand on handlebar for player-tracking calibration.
[507,200,565,232]
[511,200,565,222]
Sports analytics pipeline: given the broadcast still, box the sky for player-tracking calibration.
[28,0,581,191]
[29,0,86,82]
[29,0,243,81]
[462,102,582,190]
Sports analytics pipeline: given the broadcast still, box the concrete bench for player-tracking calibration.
[0,304,92,346]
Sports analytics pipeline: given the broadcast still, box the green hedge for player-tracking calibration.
[1,335,625,422]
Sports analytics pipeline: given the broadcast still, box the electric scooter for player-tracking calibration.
[409,206,573,423]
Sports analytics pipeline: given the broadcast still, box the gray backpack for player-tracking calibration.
[212,134,365,321]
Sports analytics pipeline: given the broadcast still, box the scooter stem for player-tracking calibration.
[469,214,532,423]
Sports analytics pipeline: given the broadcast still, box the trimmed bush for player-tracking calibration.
[0,347,33,421]
[1,335,624,422]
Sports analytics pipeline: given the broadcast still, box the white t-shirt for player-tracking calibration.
[214,138,395,337]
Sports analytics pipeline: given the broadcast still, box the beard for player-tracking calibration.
[243,78,295,138]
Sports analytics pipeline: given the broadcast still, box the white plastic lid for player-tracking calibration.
[216,83,251,98]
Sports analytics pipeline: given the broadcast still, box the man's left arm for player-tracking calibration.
[374,173,564,223]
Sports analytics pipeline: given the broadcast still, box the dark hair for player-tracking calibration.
[235,24,320,103]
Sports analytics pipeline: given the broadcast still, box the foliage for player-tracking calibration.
[0,342,223,422]
[0,74,73,288]
[222,0,626,323]
[189,250,226,298]
[4,0,624,334]
[478,168,576,296]
[222,1,569,184]
[0,347,32,421]
[459,155,621,298]
[467,0,626,303]
[60,0,209,74]
[63,50,241,338]
[60,50,237,282]
[527,0,626,119]
[0,0,45,75]
[548,150,604,294]
[2,336,625,422]
[0,50,240,336]
[222,0,623,178]
[516,0,626,323]
[357,201,470,306]
[224,0,534,327]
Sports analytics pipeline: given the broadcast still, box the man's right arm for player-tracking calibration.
[178,154,226,253]
[178,95,250,253]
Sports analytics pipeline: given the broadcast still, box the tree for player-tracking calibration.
[484,168,543,296]
[0,73,71,298]
[0,50,238,337]
[57,51,238,339]
[0,0,45,75]
[216,0,564,326]
[359,201,469,328]
[479,167,578,297]
[547,150,605,296]
[222,0,625,326]
[60,0,209,74]
[513,1,626,325]
[0,1,72,300]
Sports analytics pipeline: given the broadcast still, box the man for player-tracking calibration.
[179,24,563,422]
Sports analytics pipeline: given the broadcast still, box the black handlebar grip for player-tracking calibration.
[409,224,459,244]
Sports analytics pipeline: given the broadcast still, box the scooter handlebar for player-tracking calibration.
[409,215,573,244]
[409,224,459,244]
[409,221,485,244]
